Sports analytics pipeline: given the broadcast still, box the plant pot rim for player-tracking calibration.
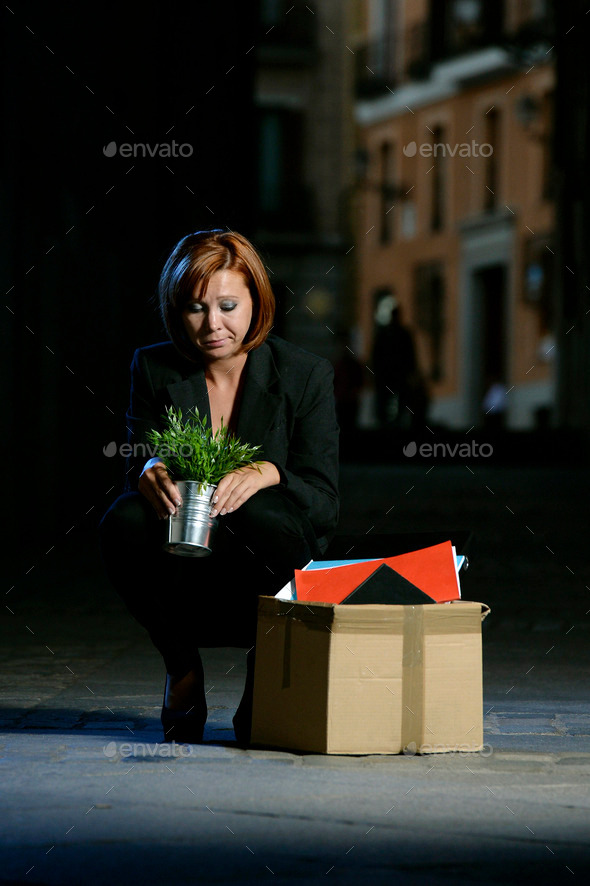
[175,479,217,492]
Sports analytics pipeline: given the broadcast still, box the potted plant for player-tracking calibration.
[146,405,262,557]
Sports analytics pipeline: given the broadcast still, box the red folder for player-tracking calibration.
[294,541,460,604]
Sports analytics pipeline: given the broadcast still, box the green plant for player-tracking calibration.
[146,405,262,489]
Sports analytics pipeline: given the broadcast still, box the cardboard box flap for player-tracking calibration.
[259,596,488,632]
[450,600,491,621]
[257,596,335,630]
[258,596,407,632]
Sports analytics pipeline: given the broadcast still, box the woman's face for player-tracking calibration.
[182,268,254,362]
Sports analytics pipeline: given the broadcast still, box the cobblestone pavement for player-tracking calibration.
[1,465,589,885]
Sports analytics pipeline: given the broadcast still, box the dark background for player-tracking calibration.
[2,1,260,570]
[2,0,590,578]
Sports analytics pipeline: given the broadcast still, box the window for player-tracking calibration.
[257,109,312,230]
[447,0,503,52]
[379,141,395,243]
[524,234,554,334]
[369,0,397,78]
[431,125,446,231]
[541,90,554,201]
[483,108,500,210]
[430,0,505,61]
[258,0,316,51]
[356,0,399,97]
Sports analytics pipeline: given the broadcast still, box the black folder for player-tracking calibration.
[342,563,436,605]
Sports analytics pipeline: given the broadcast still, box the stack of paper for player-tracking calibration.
[276,541,462,604]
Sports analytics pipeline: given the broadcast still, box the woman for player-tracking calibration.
[98,229,339,745]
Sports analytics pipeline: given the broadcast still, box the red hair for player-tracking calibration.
[159,229,275,362]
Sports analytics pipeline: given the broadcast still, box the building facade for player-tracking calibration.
[254,0,357,359]
[352,0,555,429]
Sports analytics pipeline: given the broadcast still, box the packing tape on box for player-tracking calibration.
[401,605,424,749]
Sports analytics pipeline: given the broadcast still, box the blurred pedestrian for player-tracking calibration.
[372,294,421,429]
[482,374,507,430]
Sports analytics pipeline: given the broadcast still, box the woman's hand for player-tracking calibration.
[210,461,281,517]
[138,457,183,520]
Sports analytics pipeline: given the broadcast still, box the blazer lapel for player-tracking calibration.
[166,368,212,428]
[164,342,281,449]
[236,342,282,448]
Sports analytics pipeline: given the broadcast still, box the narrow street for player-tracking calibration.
[2,463,589,885]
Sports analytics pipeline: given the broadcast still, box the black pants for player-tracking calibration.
[98,487,321,679]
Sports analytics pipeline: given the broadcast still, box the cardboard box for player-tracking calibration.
[251,596,490,755]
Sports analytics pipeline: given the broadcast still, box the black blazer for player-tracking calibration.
[123,334,340,547]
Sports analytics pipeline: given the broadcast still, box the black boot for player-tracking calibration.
[161,657,207,743]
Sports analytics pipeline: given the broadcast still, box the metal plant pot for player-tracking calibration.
[164,480,218,557]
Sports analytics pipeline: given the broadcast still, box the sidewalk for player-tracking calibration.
[2,465,590,885]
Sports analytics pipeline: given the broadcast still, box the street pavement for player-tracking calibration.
[2,462,590,885]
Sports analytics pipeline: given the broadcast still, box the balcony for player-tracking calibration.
[355,33,403,99]
[355,5,555,100]
[354,25,434,99]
